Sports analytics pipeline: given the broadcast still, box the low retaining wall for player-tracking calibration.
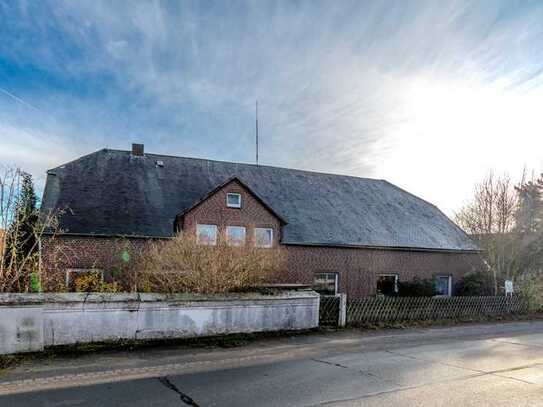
[0,290,319,355]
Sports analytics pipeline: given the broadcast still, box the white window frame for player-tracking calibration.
[313,272,339,296]
[196,224,218,246]
[435,275,452,297]
[226,193,242,208]
[226,226,246,246]
[254,227,274,248]
[377,273,399,295]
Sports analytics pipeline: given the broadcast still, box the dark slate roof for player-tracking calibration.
[41,149,479,252]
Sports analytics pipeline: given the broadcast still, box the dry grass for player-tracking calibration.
[134,236,286,294]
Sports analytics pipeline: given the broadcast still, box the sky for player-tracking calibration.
[1,0,543,216]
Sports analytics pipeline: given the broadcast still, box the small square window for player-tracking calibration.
[196,224,217,246]
[226,226,246,246]
[313,272,338,296]
[226,193,241,208]
[255,228,273,248]
[435,276,452,297]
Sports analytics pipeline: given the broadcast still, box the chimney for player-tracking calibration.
[132,143,144,156]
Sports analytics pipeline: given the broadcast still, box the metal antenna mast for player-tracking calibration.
[256,100,259,166]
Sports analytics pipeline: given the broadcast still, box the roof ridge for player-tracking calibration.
[102,148,385,183]
[47,148,107,173]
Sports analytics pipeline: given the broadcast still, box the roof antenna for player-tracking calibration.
[255,100,259,166]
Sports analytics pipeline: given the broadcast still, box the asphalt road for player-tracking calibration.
[2,321,543,406]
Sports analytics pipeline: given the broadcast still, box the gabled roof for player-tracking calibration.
[175,176,288,224]
[41,148,479,252]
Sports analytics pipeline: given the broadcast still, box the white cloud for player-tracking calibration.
[1,0,543,215]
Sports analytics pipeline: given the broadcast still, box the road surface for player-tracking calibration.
[2,321,543,406]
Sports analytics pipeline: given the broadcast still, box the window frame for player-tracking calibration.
[226,192,242,208]
[196,224,218,246]
[254,227,274,248]
[376,273,399,296]
[313,272,339,296]
[435,275,452,297]
[225,225,246,246]
[65,268,104,291]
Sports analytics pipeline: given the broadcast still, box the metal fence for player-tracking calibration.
[346,295,530,325]
[319,295,340,327]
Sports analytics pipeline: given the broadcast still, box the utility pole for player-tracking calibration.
[256,100,259,166]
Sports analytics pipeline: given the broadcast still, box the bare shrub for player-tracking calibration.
[135,236,286,294]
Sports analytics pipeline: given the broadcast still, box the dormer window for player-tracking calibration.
[226,193,241,208]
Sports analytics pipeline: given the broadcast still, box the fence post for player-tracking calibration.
[338,293,347,327]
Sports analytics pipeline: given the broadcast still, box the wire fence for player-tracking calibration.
[346,295,530,325]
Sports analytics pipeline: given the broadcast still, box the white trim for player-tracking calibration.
[313,272,339,295]
[377,273,399,294]
[196,224,218,246]
[254,227,273,248]
[435,275,452,297]
[226,226,246,246]
[226,193,242,208]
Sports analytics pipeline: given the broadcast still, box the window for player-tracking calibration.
[313,272,338,296]
[377,274,398,296]
[65,269,103,292]
[254,227,273,248]
[226,226,246,246]
[226,193,241,208]
[196,224,217,245]
[435,276,452,297]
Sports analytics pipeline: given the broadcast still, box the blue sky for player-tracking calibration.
[1,1,543,214]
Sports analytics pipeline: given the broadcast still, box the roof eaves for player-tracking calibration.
[280,241,482,254]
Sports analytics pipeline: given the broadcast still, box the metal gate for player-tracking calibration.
[319,295,340,327]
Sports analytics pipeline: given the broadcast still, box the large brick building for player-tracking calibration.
[40,144,481,297]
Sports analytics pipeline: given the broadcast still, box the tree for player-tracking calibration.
[3,172,38,269]
[0,166,60,292]
[514,172,543,276]
[515,171,543,234]
[455,172,520,293]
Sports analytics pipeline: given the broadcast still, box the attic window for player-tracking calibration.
[226,193,241,208]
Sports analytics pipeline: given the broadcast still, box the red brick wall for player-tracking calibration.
[40,178,483,297]
[179,179,282,247]
[281,245,482,298]
[41,234,482,298]
[40,235,155,290]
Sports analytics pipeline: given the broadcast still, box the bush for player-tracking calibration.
[515,274,543,312]
[398,277,435,297]
[134,236,285,294]
[454,271,495,296]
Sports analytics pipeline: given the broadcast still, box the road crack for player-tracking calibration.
[158,376,200,406]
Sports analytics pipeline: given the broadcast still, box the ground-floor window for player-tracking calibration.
[313,272,338,296]
[65,268,104,292]
[435,275,452,297]
[377,274,399,296]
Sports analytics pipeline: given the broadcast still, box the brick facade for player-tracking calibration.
[40,178,482,297]
[178,179,282,247]
[282,245,481,298]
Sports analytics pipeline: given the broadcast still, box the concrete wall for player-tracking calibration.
[0,290,319,355]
